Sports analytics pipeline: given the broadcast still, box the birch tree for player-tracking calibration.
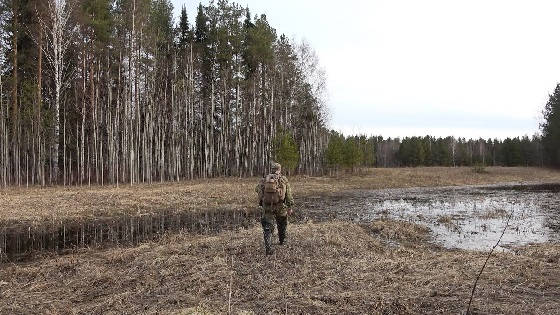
[40,0,74,181]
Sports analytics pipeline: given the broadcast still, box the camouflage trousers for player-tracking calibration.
[260,206,288,254]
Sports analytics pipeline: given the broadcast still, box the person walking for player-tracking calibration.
[255,162,294,255]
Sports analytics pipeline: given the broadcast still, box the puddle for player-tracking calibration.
[302,183,560,251]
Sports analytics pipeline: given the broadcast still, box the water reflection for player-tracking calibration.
[313,183,560,251]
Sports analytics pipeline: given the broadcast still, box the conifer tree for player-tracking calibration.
[343,137,362,172]
[273,132,299,175]
[325,131,344,173]
[177,5,190,48]
[541,84,560,167]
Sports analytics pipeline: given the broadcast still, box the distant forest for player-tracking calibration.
[324,134,544,172]
[0,0,557,187]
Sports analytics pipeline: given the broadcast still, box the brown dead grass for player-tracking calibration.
[1,167,559,223]
[478,208,510,220]
[0,220,558,314]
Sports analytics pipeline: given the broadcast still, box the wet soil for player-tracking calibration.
[299,182,560,251]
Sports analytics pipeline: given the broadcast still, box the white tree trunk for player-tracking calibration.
[40,0,73,184]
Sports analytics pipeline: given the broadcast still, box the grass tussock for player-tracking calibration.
[436,215,461,233]
[366,219,431,246]
[478,208,509,220]
[516,243,560,264]
[1,220,558,314]
[472,164,488,174]
[1,167,559,223]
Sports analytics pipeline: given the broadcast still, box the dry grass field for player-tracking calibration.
[1,167,559,222]
[1,167,559,314]
[1,220,558,314]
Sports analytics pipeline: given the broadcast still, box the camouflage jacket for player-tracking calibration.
[255,175,294,216]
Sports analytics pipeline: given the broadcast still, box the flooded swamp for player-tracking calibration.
[301,182,560,251]
[2,181,559,261]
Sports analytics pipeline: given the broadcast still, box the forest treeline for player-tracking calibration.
[325,133,545,172]
[0,0,328,186]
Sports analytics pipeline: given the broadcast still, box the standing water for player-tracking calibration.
[303,183,560,251]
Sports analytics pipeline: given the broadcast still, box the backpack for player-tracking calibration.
[262,174,286,205]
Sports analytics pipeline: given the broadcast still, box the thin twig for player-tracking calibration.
[466,207,514,314]
[228,255,233,314]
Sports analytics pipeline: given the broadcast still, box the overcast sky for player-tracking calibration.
[171,0,560,139]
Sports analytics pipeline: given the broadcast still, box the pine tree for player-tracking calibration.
[325,131,344,174]
[541,84,560,167]
[273,132,299,175]
[177,5,190,48]
[343,137,363,172]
